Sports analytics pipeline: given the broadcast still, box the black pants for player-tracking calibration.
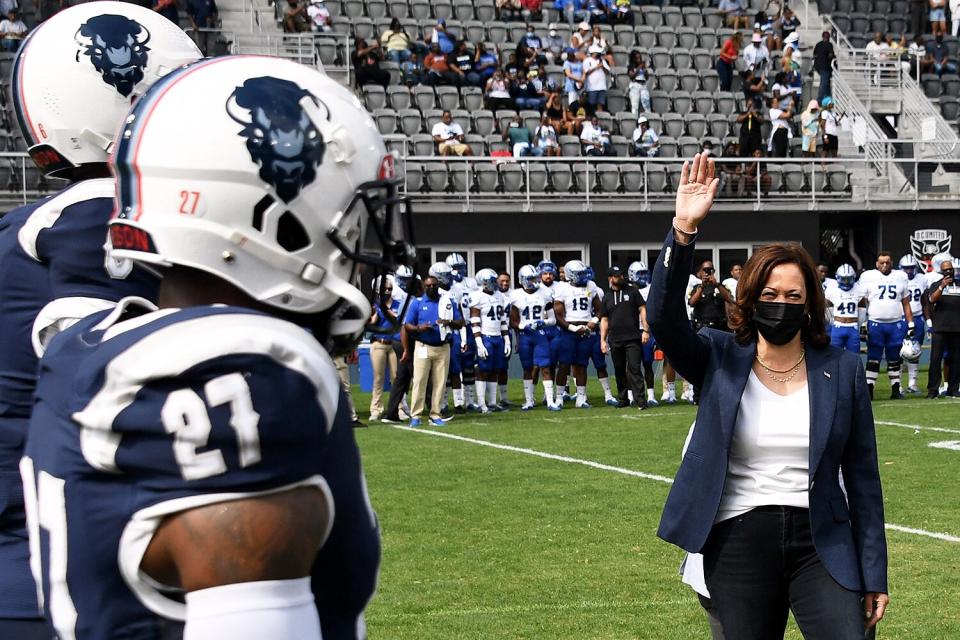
[771,128,789,157]
[702,506,865,640]
[609,339,646,405]
[927,331,960,394]
[384,342,413,420]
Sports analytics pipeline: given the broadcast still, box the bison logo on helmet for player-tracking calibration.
[76,15,151,98]
[226,77,327,203]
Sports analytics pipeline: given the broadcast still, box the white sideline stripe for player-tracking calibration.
[928,440,960,451]
[876,420,960,435]
[389,425,960,544]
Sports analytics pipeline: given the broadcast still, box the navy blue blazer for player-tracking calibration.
[647,229,888,594]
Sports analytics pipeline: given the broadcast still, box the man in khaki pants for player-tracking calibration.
[403,275,461,427]
[368,277,399,421]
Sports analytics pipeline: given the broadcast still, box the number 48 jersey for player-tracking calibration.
[22,300,380,640]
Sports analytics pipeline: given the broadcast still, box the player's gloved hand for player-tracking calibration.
[531,320,544,330]
[926,318,934,331]
[475,336,489,359]
[503,338,512,357]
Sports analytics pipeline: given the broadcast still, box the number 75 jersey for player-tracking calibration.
[857,269,910,322]
[21,299,380,640]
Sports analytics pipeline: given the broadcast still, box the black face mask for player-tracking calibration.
[424,286,440,300]
[753,301,805,345]
[943,269,955,279]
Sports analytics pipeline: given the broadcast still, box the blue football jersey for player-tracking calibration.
[22,300,380,640]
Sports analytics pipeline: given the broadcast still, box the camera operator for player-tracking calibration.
[689,259,735,332]
[925,259,960,398]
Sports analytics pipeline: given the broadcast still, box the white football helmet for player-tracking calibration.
[428,261,454,289]
[836,264,856,291]
[475,268,498,293]
[13,2,201,176]
[564,260,589,286]
[900,339,921,364]
[627,260,649,286]
[898,254,920,279]
[518,264,538,290]
[108,56,415,352]
[394,264,414,292]
[445,252,467,281]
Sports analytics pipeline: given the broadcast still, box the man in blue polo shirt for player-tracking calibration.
[404,275,461,426]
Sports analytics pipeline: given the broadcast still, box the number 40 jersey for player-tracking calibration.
[22,299,380,640]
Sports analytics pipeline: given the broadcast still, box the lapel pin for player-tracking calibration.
[824,371,831,379]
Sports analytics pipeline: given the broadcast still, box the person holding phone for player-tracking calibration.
[925,259,960,397]
[689,260,735,332]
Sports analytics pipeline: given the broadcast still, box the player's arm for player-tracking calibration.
[640,303,650,344]
[588,295,601,330]
[688,282,703,305]
[510,305,521,332]
[901,295,914,325]
[599,316,609,353]
[554,299,570,330]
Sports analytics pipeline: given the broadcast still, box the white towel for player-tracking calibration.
[438,292,454,341]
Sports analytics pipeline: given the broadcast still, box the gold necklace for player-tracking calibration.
[756,349,805,384]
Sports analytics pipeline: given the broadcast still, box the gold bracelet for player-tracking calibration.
[672,218,698,236]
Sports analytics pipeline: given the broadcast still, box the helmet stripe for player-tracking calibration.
[11,27,42,146]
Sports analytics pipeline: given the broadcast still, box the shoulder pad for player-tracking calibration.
[17,178,114,261]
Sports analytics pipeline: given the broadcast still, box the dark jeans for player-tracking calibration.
[609,339,646,405]
[697,593,725,640]
[771,128,789,157]
[817,67,832,102]
[384,342,413,419]
[927,331,960,394]
[703,506,865,640]
[717,59,733,91]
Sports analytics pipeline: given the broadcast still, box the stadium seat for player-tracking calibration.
[678,29,699,55]
[612,67,630,91]
[387,0,410,17]
[353,17,376,39]
[650,90,671,113]
[943,74,960,97]
[343,0,364,17]
[464,133,485,156]
[715,92,736,116]
[702,7,723,29]
[520,110,541,132]
[451,109,471,133]
[850,12,869,33]
[412,85,437,111]
[612,45,629,68]
[662,6,682,28]
[610,135,629,158]
[387,86,411,110]
[691,48,712,72]
[464,21,485,42]
[461,86,484,112]
[475,163,499,192]
[941,96,960,121]
[698,27,718,50]
[641,5,662,27]
[366,0,387,17]
[693,91,714,115]
[486,23,506,43]
[659,29,677,49]
[646,164,668,192]
[619,164,643,192]
[607,90,627,114]
[617,112,638,139]
[667,163,684,191]
[403,161,424,192]
[454,0,475,20]
[672,91,693,114]
[708,113,729,138]
[781,164,804,192]
[682,6,702,28]
[496,110,518,132]
[672,49,692,70]
[662,113,684,138]
[596,164,620,192]
[363,85,387,111]
[650,47,671,70]
[659,136,678,157]
[525,162,549,192]
[409,0,430,19]
[486,134,509,154]
[636,26,656,49]
[436,86,460,111]
[700,70,720,93]
[678,136,700,157]
[507,24,527,43]
[373,108,399,134]
[433,0,454,20]
[449,161,472,192]
[384,136,407,156]
[412,133,436,156]
[828,167,849,192]
[548,163,573,192]
[572,162,594,192]
[474,0,495,21]
[922,74,942,99]
[399,108,424,135]
[473,110,495,136]
[614,25,636,47]
[425,162,450,192]
[686,113,708,138]
[500,163,524,192]
[423,108,445,132]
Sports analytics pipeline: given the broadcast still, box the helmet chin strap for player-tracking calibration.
[322,269,371,338]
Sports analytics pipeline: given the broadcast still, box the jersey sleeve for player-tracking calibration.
[72,313,341,503]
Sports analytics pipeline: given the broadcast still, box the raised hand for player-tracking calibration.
[675,152,719,231]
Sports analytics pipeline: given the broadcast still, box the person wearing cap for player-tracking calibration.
[631,115,660,157]
[544,23,564,62]
[571,20,591,51]
[582,43,610,114]
[783,30,802,67]
[716,32,741,91]
[599,266,650,410]
[813,30,835,101]
[742,32,770,76]
[718,0,749,29]
[819,96,842,159]
[429,18,455,54]
[801,99,822,158]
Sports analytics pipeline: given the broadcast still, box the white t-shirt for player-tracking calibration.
[511,288,553,329]
[685,275,701,320]
[722,277,738,299]
[582,56,608,92]
[742,43,769,71]
[558,283,598,322]
[717,371,810,523]
[858,268,910,322]
[535,124,559,148]
[0,17,25,36]
[470,290,508,336]
[580,121,607,146]
[824,283,867,323]
[306,3,331,28]
[821,110,840,136]
[865,40,889,60]
[432,121,464,145]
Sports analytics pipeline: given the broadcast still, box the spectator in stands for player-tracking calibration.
[424,43,458,86]
[503,51,521,76]
[401,51,424,85]
[187,0,218,55]
[544,24,565,62]
[521,0,543,22]
[497,0,522,20]
[719,141,744,195]
[912,0,928,36]
[511,69,545,109]
[583,44,610,114]
[738,102,764,156]
[767,94,792,157]
[563,48,585,109]
[611,0,633,25]
[952,0,960,35]
[755,2,780,50]
[449,40,481,86]
[742,69,766,111]
[504,114,544,157]
[543,80,566,129]
[558,0,588,26]
[306,0,332,31]
[486,69,514,111]
[770,71,790,106]
[534,113,562,155]
[820,96,842,159]
[783,30,801,68]
[930,0,948,35]
[0,0,16,15]
[584,0,610,24]
[778,6,799,42]
[782,56,802,109]
[926,30,958,74]
[589,25,615,66]
[519,27,548,68]
[865,31,889,61]
[743,148,772,194]
[742,32,770,76]
[718,0,750,29]
[381,18,413,63]
[0,9,25,50]
[801,99,821,158]
[571,21,591,51]
[353,38,390,89]
[581,114,615,155]
[152,0,180,25]
[814,30,835,101]
[429,18,456,54]
[474,43,499,85]
[890,33,911,75]
[627,50,651,116]
[912,33,935,75]
[282,0,310,32]
[717,32,742,91]
[631,115,660,156]
[433,110,472,156]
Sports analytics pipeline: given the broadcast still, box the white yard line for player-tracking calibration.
[875,420,960,435]
[389,425,960,544]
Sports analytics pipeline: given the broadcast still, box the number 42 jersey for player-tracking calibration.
[22,299,380,640]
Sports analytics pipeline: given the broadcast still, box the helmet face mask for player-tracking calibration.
[518,264,538,290]
[836,264,856,291]
[564,260,589,287]
[428,261,454,289]
[628,260,649,287]
[900,339,921,364]
[475,268,498,293]
[898,254,919,279]
[445,252,467,281]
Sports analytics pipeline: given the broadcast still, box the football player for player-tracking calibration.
[554,260,602,408]
[585,266,618,406]
[23,57,413,639]
[825,264,867,353]
[858,251,916,399]
[628,261,659,406]
[0,6,200,638]
[471,268,511,412]
[511,265,560,410]
[496,272,514,406]
[446,253,480,410]
[899,254,926,392]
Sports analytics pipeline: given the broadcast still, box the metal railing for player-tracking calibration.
[231,32,352,84]
[0,152,68,207]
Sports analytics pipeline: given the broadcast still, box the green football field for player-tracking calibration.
[353,371,960,639]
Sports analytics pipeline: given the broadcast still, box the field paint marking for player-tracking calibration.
[876,420,960,435]
[389,425,960,544]
[540,410,689,424]
[388,424,675,484]
[928,440,960,451]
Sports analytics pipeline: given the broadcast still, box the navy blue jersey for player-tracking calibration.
[22,300,380,640]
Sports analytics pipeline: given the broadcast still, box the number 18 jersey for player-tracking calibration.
[22,300,380,640]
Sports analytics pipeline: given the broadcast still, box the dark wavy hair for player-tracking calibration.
[728,243,830,347]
